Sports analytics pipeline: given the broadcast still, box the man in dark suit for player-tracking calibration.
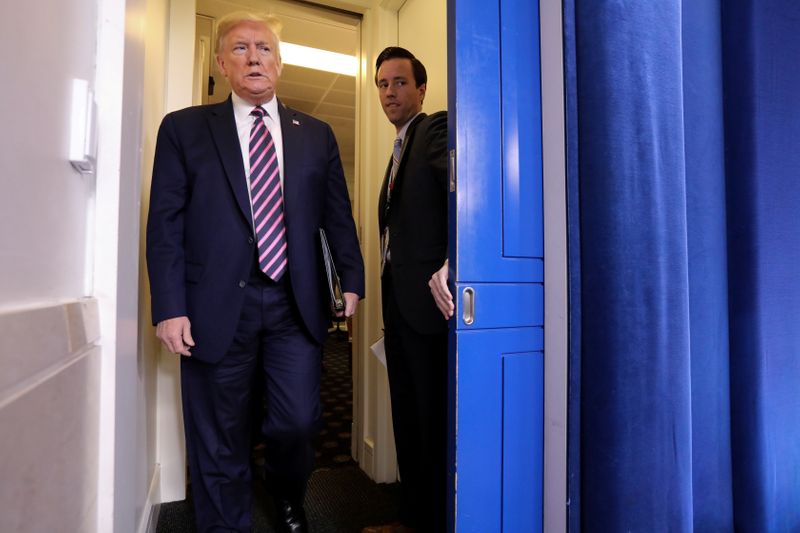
[368,47,451,533]
[146,12,364,533]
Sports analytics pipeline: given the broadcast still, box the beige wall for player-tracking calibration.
[352,2,401,482]
[147,0,198,509]
[399,0,448,113]
[136,0,175,522]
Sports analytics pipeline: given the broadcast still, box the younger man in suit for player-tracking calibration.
[369,47,451,533]
[146,12,364,533]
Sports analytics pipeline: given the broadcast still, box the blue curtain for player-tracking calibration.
[565,1,800,531]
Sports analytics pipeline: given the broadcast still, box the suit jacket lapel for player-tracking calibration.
[208,97,253,227]
[396,113,425,171]
[278,101,303,230]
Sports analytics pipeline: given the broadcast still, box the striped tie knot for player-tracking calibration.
[251,106,266,118]
[393,136,402,157]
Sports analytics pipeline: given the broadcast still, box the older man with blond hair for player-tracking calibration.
[146,11,364,532]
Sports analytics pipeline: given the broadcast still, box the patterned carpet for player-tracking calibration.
[156,328,401,532]
[314,328,356,469]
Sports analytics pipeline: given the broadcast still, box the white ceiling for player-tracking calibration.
[198,0,360,166]
[276,65,356,165]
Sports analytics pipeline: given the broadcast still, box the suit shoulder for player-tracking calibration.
[162,101,223,125]
[280,105,331,132]
[417,111,447,129]
[281,105,315,123]
[170,101,222,117]
[426,110,448,122]
[415,110,447,142]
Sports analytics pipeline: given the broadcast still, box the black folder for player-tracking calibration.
[319,228,344,312]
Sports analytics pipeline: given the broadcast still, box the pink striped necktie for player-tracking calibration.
[249,106,288,281]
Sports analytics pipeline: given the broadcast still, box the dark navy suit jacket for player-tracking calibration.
[378,111,448,335]
[147,96,364,363]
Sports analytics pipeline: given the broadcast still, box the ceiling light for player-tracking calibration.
[281,42,358,77]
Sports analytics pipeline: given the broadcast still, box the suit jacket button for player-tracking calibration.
[239,280,246,288]
[248,236,254,244]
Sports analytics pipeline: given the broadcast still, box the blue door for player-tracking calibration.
[447,0,544,531]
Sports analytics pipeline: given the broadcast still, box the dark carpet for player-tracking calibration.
[314,328,356,469]
[155,467,400,532]
[155,329,401,532]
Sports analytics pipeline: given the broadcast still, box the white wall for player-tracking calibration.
[0,0,168,529]
[0,302,100,532]
[97,0,191,528]
[91,0,152,526]
[0,0,96,306]
[0,0,101,530]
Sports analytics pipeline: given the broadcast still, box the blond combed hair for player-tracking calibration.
[215,12,283,55]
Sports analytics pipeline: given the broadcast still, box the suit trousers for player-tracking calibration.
[381,265,448,532]
[180,272,322,532]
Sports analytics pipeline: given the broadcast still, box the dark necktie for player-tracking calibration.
[249,107,287,281]
[387,136,402,201]
[381,137,402,273]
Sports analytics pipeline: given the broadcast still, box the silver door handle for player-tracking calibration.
[462,287,475,325]
[449,149,457,192]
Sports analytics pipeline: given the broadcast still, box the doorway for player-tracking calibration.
[150,0,457,529]
[194,0,363,473]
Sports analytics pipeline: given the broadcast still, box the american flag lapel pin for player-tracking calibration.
[292,119,300,126]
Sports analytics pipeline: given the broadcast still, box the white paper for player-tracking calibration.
[370,336,386,368]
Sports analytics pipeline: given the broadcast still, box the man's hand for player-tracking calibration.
[156,316,195,356]
[429,259,454,319]
[338,292,360,319]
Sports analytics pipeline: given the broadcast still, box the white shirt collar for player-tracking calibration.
[231,91,280,123]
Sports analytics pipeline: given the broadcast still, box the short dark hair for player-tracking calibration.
[374,46,428,87]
